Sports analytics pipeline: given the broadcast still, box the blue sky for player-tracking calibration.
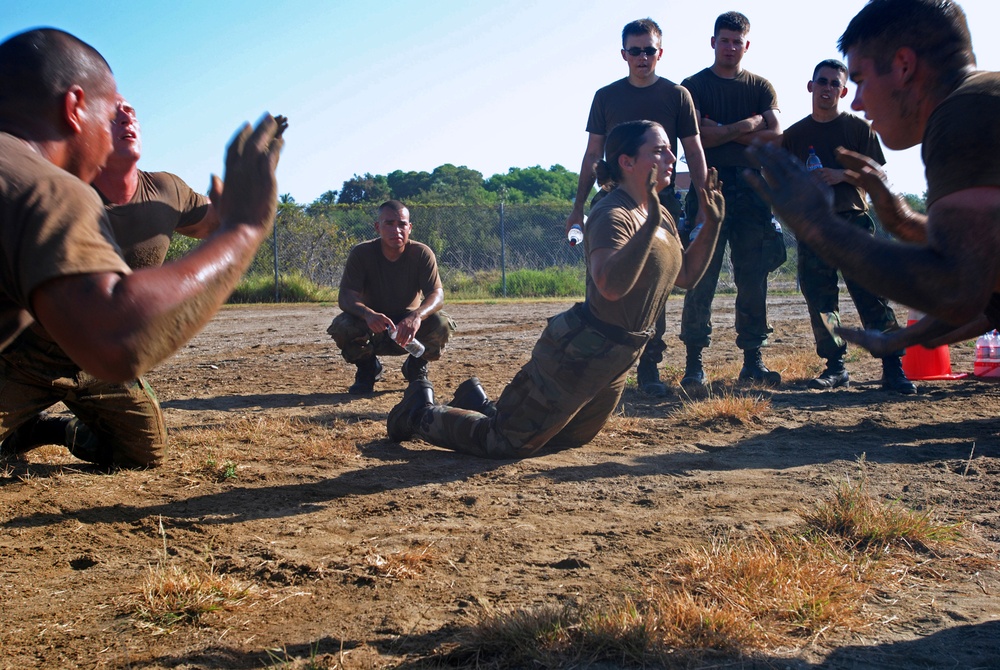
[4,1,998,203]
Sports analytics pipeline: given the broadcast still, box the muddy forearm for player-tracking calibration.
[113,224,267,377]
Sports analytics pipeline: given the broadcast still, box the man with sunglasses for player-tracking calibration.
[782,60,914,394]
[566,17,708,397]
[678,11,783,393]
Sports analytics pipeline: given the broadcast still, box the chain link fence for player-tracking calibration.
[168,201,803,300]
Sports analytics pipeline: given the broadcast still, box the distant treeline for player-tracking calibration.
[294,163,582,208]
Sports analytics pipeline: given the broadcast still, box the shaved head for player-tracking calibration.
[0,28,114,126]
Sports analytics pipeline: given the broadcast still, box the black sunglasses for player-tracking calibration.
[624,46,658,57]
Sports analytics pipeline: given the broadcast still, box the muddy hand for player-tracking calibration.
[835,146,907,227]
[837,147,892,201]
[744,141,834,238]
[698,167,725,227]
[274,115,289,140]
[219,114,284,236]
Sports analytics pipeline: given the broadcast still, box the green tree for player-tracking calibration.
[337,173,391,204]
[902,192,927,214]
[485,164,577,203]
[305,189,339,217]
[387,169,433,201]
[421,164,492,203]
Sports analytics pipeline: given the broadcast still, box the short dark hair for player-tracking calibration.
[839,0,974,89]
[714,11,750,37]
[621,18,662,48]
[594,120,661,186]
[813,59,848,80]
[0,28,113,118]
[378,200,408,216]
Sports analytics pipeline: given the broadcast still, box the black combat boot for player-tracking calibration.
[387,380,436,442]
[636,357,667,396]
[680,346,708,394]
[401,354,429,382]
[448,377,497,417]
[348,357,383,395]
[809,358,849,389]
[881,355,917,395]
[738,348,782,387]
[0,412,70,457]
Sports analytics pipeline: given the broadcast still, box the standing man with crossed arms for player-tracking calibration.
[565,17,708,396]
[678,11,784,393]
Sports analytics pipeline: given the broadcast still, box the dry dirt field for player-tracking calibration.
[2,296,999,669]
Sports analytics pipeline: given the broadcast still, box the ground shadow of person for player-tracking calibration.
[812,618,1000,668]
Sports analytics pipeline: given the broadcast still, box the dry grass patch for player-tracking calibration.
[769,347,827,382]
[364,543,436,580]
[602,409,654,438]
[652,532,872,649]
[804,459,961,552]
[672,391,771,425]
[435,474,964,668]
[170,414,367,471]
[440,532,871,667]
[125,560,261,633]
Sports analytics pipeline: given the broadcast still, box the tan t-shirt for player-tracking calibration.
[586,77,699,178]
[0,132,130,352]
[782,112,884,214]
[584,188,682,333]
[101,170,209,269]
[339,239,442,319]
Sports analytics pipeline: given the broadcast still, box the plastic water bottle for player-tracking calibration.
[390,328,426,358]
[567,215,586,246]
[567,224,584,246]
[806,146,823,172]
[974,330,1000,378]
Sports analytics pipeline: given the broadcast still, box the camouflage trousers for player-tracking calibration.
[412,303,649,459]
[680,168,780,351]
[0,328,166,467]
[798,210,901,361]
[327,311,456,363]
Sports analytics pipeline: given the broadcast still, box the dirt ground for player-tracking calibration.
[2,296,999,669]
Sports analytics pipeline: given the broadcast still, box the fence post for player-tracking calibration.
[272,222,280,303]
[499,201,507,298]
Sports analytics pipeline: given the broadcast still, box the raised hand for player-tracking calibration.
[836,146,920,240]
[217,114,285,236]
[698,167,725,227]
[274,114,289,139]
[744,141,834,244]
[836,147,891,199]
[645,164,661,229]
